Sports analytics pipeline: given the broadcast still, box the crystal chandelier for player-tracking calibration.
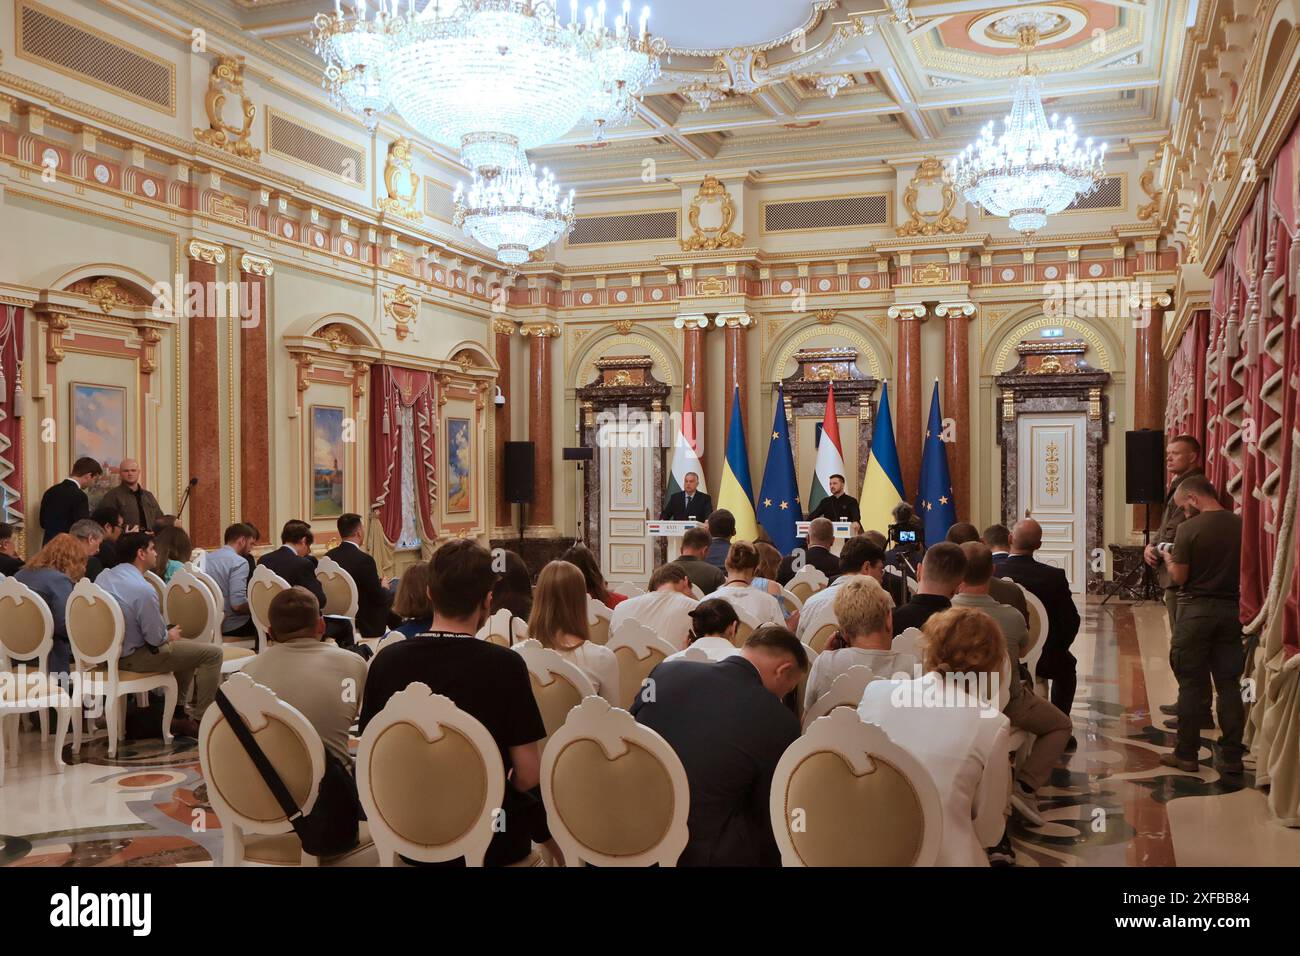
[314,1,392,131]
[949,24,1106,236]
[453,158,576,264]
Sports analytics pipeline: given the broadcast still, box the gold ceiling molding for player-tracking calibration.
[239,253,275,276]
[379,138,422,222]
[194,55,260,161]
[383,285,420,340]
[681,176,744,251]
[896,157,968,237]
[187,239,227,264]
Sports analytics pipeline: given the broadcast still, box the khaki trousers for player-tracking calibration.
[120,640,224,719]
[1004,690,1073,791]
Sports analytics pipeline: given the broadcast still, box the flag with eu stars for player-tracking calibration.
[757,385,802,554]
[916,380,957,546]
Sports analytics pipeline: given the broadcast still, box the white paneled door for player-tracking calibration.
[1016,413,1087,593]
[598,419,655,588]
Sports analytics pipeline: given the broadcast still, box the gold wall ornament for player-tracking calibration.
[194,55,260,161]
[239,253,274,277]
[491,319,517,336]
[520,322,560,338]
[1088,386,1102,420]
[614,319,635,335]
[88,277,126,314]
[682,175,744,251]
[694,275,728,296]
[383,285,420,340]
[379,138,421,221]
[186,238,226,263]
[1137,144,1164,222]
[1002,389,1015,421]
[896,157,967,237]
[814,309,837,324]
[315,323,360,351]
[913,262,948,285]
[1044,441,1061,495]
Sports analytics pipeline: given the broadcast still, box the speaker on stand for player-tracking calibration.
[504,441,535,547]
[1102,429,1166,605]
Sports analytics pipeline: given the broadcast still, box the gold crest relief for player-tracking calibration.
[897,157,966,237]
[194,55,260,161]
[379,138,422,221]
[682,175,745,251]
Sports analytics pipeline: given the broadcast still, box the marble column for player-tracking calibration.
[893,306,925,500]
[493,318,515,532]
[939,303,974,521]
[185,239,224,548]
[719,313,752,433]
[238,253,273,544]
[1133,293,1170,530]
[676,315,709,475]
[521,322,559,531]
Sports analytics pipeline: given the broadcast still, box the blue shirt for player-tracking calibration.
[205,545,251,633]
[96,563,168,656]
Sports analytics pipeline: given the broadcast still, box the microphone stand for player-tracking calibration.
[176,479,198,521]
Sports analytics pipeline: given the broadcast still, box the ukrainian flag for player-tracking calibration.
[716,386,759,541]
[858,381,906,536]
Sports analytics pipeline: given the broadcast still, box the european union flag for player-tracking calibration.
[757,385,803,554]
[916,380,957,547]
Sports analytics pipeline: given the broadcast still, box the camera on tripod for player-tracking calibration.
[887,522,923,550]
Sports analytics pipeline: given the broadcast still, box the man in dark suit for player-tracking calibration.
[326,512,397,638]
[983,523,1012,563]
[258,519,327,608]
[632,625,807,866]
[704,509,735,570]
[946,522,1028,625]
[38,457,101,544]
[806,474,861,527]
[661,471,712,522]
[84,506,125,580]
[999,518,1081,730]
[777,517,840,584]
[0,522,24,576]
[891,541,966,635]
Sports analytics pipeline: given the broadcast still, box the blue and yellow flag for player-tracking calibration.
[916,380,957,546]
[716,386,759,541]
[859,381,906,536]
[757,385,802,554]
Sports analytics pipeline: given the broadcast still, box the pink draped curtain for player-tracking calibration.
[369,364,438,547]
[0,306,23,532]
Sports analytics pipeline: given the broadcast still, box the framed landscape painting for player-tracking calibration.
[71,383,127,509]
[446,416,472,514]
[310,405,346,518]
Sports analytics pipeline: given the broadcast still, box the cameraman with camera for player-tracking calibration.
[883,503,924,607]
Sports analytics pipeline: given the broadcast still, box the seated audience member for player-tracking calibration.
[863,529,888,552]
[891,541,967,636]
[206,523,257,639]
[69,519,106,575]
[153,514,178,534]
[795,536,886,642]
[82,506,124,580]
[360,540,551,867]
[258,520,327,607]
[391,562,433,638]
[241,521,261,578]
[325,512,397,638]
[242,587,368,768]
[0,522,24,576]
[529,561,619,705]
[806,577,915,709]
[154,525,193,583]
[14,534,87,673]
[670,526,725,595]
[946,522,1028,624]
[609,564,698,650]
[952,541,1070,829]
[983,524,1012,562]
[632,625,808,866]
[561,543,626,609]
[703,510,736,570]
[776,517,841,585]
[859,608,1012,867]
[97,532,223,738]
[666,599,743,662]
[491,550,533,622]
[713,541,784,626]
[754,541,798,623]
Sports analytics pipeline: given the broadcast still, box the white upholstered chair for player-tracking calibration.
[356,682,504,867]
[184,562,225,620]
[801,664,881,731]
[512,639,596,753]
[806,621,838,654]
[315,555,359,620]
[771,707,943,866]
[189,548,207,572]
[143,569,167,608]
[777,585,803,612]
[787,565,828,605]
[586,595,613,646]
[731,603,762,646]
[679,646,710,662]
[892,626,924,662]
[164,566,255,674]
[610,582,645,598]
[246,564,288,654]
[1016,583,1049,696]
[476,607,527,647]
[604,619,677,710]
[541,697,689,867]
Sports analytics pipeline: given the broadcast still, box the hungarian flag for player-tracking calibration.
[807,383,845,515]
[666,387,707,497]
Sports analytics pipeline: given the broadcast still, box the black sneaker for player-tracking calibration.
[988,836,1016,867]
[1158,703,1178,716]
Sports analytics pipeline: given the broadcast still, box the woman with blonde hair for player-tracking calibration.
[858,607,1011,867]
[712,540,784,626]
[753,540,798,625]
[14,533,89,673]
[805,576,915,709]
[529,560,619,705]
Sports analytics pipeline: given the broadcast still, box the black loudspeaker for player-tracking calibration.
[504,441,536,504]
[1125,429,1166,504]
[562,446,594,461]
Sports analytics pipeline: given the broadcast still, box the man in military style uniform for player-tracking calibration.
[806,474,861,529]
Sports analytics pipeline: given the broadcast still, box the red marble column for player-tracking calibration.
[722,314,750,435]
[895,311,924,500]
[942,305,972,521]
[523,322,558,530]
[493,319,514,530]
[1133,297,1168,531]
[186,245,223,548]
[681,319,707,475]
[238,256,272,544]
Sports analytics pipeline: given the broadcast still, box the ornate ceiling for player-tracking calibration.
[198,0,1188,185]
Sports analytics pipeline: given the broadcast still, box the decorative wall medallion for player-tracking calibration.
[695,275,728,296]
[194,55,260,161]
[383,285,420,339]
[141,178,158,198]
[378,138,422,221]
[858,276,872,289]
[88,277,126,314]
[1001,267,1017,281]
[615,290,628,303]
[681,175,744,251]
[41,148,60,170]
[914,262,948,285]
[93,164,110,184]
[456,276,465,288]
[314,233,325,248]
[1088,263,1103,277]
[581,292,593,304]
[896,157,967,237]
[1044,265,1059,279]
[615,319,635,335]
[780,280,793,293]
[651,288,663,300]
[434,269,443,282]
[281,222,294,238]
[343,239,355,256]
[818,278,832,291]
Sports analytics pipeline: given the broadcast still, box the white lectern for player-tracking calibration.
[647,520,705,562]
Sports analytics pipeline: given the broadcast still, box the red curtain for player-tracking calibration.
[0,306,23,531]
[369,364,439,546]
[1165,308,1208,445]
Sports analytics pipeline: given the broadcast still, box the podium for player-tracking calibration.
[647,520,705,562]
[795,520,854,556]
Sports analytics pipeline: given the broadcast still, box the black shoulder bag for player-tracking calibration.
[214,689,360,858]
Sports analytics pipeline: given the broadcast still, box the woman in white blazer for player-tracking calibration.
[665,598,744,662]
[858,607,1011,867]
[530,560,620,705]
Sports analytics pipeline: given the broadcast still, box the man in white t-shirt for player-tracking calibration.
[796,536,887,643]
[609,563,699,650]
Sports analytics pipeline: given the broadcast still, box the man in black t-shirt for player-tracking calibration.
[360,539,549,866]
[1160,475,1246,775]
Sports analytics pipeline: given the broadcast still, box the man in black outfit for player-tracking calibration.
[777,516,841,584]
[704,509,735,570]
[806,473,861,528]
[891,541,967,635]
[258,519,327,607]
[84,506,125,580]
[999,518,1081,724]
[38,457,101,544]
[360,539,551,866]
[660,471,713,522]
[326,512,398,638]
[669,526,725,595]
[0,522,24,576]
[632,625,807,866]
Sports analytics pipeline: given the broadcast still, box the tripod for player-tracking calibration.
[1100,501,1162,605]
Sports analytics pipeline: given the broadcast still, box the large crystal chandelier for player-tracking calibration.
[453,158,575,264]
[949,24,1106,236]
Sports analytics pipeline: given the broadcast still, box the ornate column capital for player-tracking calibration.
[674,314,710,330]
[887,303,927,321]
[492,318,518,336]
[520,321,560,338]
[186,238,226,264]
[933,301,976,319]
[238,252,275,276]
[714,312,752,329]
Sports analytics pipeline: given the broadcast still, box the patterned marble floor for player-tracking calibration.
[2,599,1297,867]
